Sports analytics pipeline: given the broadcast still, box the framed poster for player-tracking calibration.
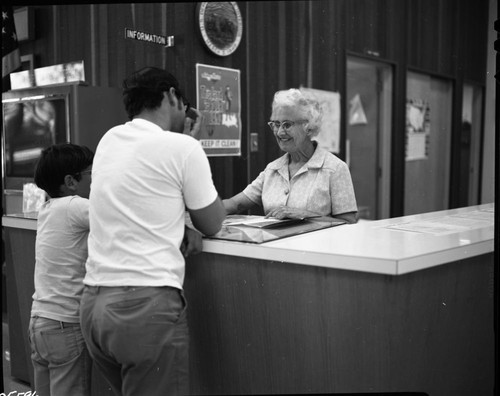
[196,63,241,156]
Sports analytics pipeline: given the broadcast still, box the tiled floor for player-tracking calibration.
[2,318,32,394]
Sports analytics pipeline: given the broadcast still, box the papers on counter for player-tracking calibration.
[383,207,494,236]
[223,215,305,229]
[212,215,346,243]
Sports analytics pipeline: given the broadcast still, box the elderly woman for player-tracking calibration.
[224,88,358,224]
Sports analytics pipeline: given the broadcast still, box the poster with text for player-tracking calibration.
[405,98,430,161]
[196,63,241,156]
[300,87,340,154]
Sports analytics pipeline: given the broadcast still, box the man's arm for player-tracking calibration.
[223,192,256,215]
[180,227,203,257]
[188,196,225,236]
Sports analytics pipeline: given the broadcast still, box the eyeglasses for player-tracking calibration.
[267,120,307,132]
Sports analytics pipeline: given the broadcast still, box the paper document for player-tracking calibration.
[223,216,305,229]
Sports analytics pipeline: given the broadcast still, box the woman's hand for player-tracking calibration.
[265,205,313,220]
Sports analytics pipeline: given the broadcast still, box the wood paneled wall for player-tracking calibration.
[13,0,490,216]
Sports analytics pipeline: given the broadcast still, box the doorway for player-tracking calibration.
[346,57,393,219]
[459,83,483,206]
[405,72,453,215]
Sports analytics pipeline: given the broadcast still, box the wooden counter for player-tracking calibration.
[2,204,495,395]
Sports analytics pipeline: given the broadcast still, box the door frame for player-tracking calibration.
[346,54,394,220]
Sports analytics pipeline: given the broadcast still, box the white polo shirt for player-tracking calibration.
[84,118,218,289]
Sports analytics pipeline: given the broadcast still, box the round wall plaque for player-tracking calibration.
[197,2,243,57]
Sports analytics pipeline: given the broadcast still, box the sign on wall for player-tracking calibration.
[300,87,341,154]
[196,63,241,156]
[405,98,430,161]
[197,2,243,57]
[124,28,174,47]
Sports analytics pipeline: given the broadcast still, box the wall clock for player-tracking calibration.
[197,2,243,57]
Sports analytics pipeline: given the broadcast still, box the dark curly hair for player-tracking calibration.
[34,143,94,198]
[122,66,188,120]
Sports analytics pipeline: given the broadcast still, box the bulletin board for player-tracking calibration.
[300,87,341,154]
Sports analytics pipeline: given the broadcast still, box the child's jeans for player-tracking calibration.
[28,316,92,396]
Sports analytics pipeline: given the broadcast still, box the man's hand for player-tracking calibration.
[183,108,203,140]
[180,226,203,257]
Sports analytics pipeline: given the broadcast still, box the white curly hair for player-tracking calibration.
[271,88,322,137]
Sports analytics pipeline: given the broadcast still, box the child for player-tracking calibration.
[28,143,94,396]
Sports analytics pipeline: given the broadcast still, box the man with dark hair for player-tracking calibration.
[80,67,225,396]
[30,143,94,396]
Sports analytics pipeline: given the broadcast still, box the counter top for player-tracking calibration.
[3,204,494,275]
[203,203,495,275]
[2,211,38,230]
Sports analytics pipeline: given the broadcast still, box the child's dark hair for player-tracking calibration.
[34,143,94,198]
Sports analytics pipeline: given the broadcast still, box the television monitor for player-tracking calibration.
[3,95,69,180]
